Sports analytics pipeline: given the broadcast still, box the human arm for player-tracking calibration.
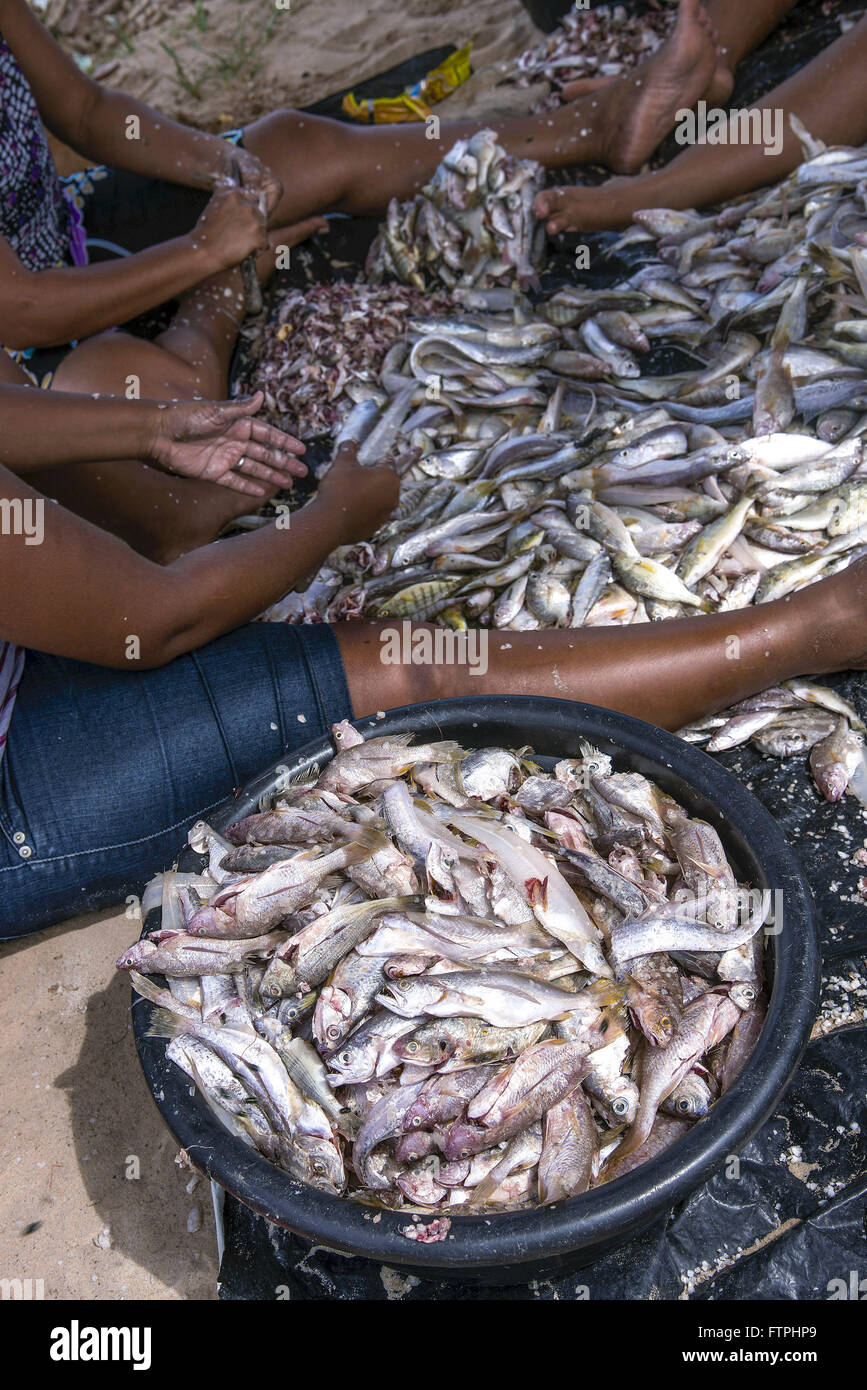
[0,443,399,667]
[0,387,307,497]
[0,0,283,211]
[0,180,274,350]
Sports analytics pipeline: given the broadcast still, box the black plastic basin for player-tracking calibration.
[133,696,820,1284]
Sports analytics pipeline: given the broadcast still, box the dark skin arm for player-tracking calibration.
[0,0,278,202]
[0,443,399,668]
[0,187,270,350]
[0,385,307,497]
[0,1,325,348]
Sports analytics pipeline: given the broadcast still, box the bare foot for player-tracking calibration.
[533,177,638,236]
[546,0,718,178]
[561,56,733,110]
[600,0,719,175]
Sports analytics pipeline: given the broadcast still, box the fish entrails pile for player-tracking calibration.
[366,130,546,292]
[236,282,452,439]
[120,724,767,1210]
[258,132,867,793]
[507,1,676,111]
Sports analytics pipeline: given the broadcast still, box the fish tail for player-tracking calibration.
[129,970,200,1020]
[432,740,468,764]
[342,827,391,859]
[145,1005,189,1041]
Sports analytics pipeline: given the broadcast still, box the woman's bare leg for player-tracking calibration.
[703,0,800,104]
[561,0,799,106]
[242,0,718,225]
[40,266,269,563]
[335,558,867,731]
[537,14,867,233]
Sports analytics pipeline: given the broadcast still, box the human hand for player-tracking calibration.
[150,393,307,497]
[192,183,269,273]
[314,441,400,542]
[216,143,283,218]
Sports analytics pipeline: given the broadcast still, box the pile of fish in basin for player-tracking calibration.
[120,722,768,1213]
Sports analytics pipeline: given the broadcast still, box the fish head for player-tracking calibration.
[115,940,155,971]
[813,761,849,801]
[294,1133,345,1194]
[313,985,353,1051]
[395,1129,440,1164]
[629,996,677,1047]
[325,1038,378,1087]
[396,1027,455,1067]
[331,719,364,751]
[375,977,442,1017]
[185,903,234,936]
[443,1120,491,1162]
[669,1074,714,1118]
[277,992,316,1028]
[603,1079,641,1127]
[728,981,758,1012]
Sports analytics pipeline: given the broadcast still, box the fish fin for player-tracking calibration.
[129,971,200,1019]
[466,1168,505,1207]
[145,1005,189,1041]
[586,980,626,1010]
[431,740,468,763]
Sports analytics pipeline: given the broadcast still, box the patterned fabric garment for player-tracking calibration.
[0,640,24,764]
[0,33,74,271]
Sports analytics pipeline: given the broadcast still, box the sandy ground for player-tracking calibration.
[0,909,219,1300]
[3,1,542,1303]
[47,0,541,134]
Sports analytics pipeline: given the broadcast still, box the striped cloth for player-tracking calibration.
[0,641,24,763]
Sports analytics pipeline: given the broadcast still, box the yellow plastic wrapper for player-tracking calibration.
[342,44,472,124]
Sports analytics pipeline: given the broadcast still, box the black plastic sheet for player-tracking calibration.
[217,2,867,1298]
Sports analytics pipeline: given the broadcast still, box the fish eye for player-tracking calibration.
[741,986,756,1000]
[611,1098,629,1117]
[659,1016,671,1030]
[313,1161,325,1174]
[411,1115,422,1127]
[326,1025,341,1041]
[397,980,410,992]
[405,1041,419,1054]
[460,1148,470,1158]
[339,1051,352,1065]
[439,1041,450,1053]
[677,1098,692,1114]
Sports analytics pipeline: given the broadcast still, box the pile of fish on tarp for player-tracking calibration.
[365,128,546,292]
[254,125,867,802]
[121,725,767,1212]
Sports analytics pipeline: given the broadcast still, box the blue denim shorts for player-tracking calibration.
[0,623,352,937]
